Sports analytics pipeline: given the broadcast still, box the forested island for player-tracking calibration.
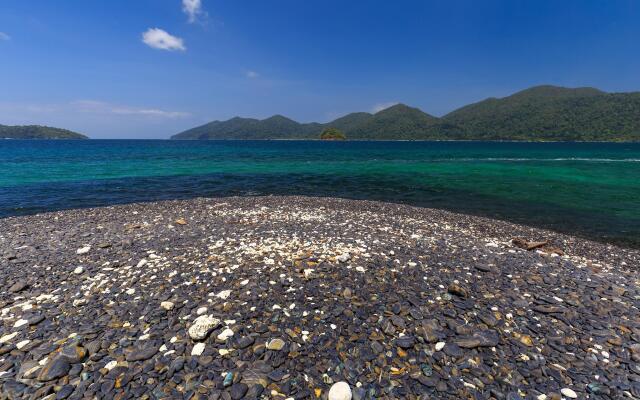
[0,125,88,139]
[172,85,640,141]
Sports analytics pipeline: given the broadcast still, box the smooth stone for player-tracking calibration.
[217,328,235,341]
[266,338,285,351]
[223,372,234,387]
[73,266,84,274]
[455,330,500,348]
[396,336,415,349]
[8,280,28,293]
[230,383,248,400]
[235,336,255,349]
[191,342,206,356]
[328,382,352,400]
[560,388,577,398]
[125,346,158,362]
[37,356,71,382]
[76,246,90,255]
[55,385,74,399]
[447,284,469,298]
[59,345,87,363]
[160,301,175,310]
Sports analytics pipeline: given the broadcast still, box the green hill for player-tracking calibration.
[0,124,88,139]
[443,85,640,141]
[172,85,640,141]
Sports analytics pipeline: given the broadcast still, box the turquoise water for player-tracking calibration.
[1,140,639,247]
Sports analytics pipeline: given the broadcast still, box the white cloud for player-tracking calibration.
[0,32,10,41]
[372,102,399,113]
[72,100,190,118]
[142,28,186,51]
[246,70,259,79]
[182,0,206,23]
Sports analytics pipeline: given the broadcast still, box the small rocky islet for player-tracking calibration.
[0,196,639,400]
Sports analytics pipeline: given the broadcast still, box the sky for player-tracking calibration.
[1,0,639,139]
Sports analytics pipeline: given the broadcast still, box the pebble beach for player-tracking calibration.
[1,196,639,400]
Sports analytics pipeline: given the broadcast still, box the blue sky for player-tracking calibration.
[1,0,639,138]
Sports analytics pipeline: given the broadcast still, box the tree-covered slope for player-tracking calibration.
[0,125,88,139]
[172,85,640,141]
[443,85,640,141]
[172,115,319,140]
[342,104,465,140]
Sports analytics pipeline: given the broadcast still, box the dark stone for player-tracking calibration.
[8,280,28,293]
[38,356,71,382]
[230,383,249,400]
[125,346,158,362]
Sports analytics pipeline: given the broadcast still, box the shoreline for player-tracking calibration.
[3,138,640,143]
[1,196,639,399]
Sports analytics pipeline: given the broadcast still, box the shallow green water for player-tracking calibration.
[1,140,639,246]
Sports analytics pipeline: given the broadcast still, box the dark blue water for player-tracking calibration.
[1,140,639,247]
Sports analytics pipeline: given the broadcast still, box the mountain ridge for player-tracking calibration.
[171,85,640,141]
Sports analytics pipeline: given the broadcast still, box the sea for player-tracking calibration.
[1,140,639,247]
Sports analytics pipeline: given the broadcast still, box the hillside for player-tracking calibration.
[172,85,640,141]
[443,85,640,141]
[0,125,88,139]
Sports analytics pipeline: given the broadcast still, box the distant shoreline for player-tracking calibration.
[4,138,639,143]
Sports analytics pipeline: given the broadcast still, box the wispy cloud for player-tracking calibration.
[182,0,207,23]
[0,32,10,41]
[371,102,399,113]
[246,70,259,79]
[142,28,186,51]
[72,100,190,118]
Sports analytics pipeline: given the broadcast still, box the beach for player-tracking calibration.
[1,196,639,399]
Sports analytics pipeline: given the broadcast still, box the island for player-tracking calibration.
[0,124,88,140]
[171,85,640,142]
[320,127,346,140]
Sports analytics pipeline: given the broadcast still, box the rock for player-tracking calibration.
[560,388,577,398]
[533,305,566,314]
[215,290,232,300]
[235,336,255,349]
[55,385,74,399]
[196,306,208,315]
[512,238,548,251]
[447,284,469,298]
[328,382,352,400]
[59,345,87,363]
[14,318,29,328]
[76,246,90,255]
[73,266,84,274]
[0,332,18,344]
[223,372,234,387]
[125,346,158,362]
[38,356,71,382]
[160,301,175,310]
[435,342,446,351]
[217,328,235,341]
[455,330,499,348]
[8,280,28,293]
[230,383,249,400]
[396,336,415,349]
[266,338,285,351]
[175,218,187,225]
[188,315,221,341]
[191,343,206,356]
